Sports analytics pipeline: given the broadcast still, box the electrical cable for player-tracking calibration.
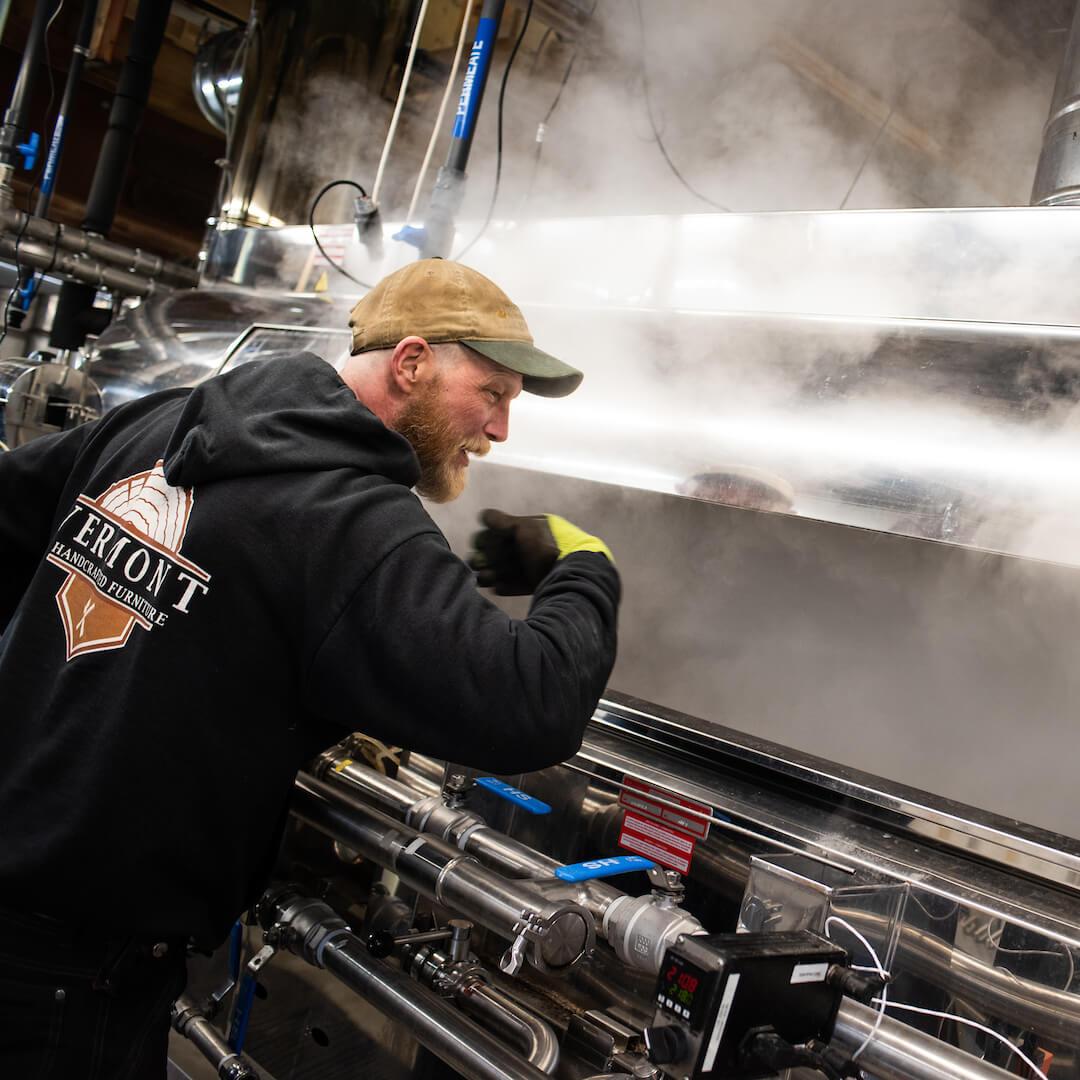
[824,916,888,1064]
[1,0,65,349]
[986,917,1075,991]
[453,0,535,262]
[371,0,432,206]
[308,179,373,289]
[405,0,475,224]
[871,998,1049,1080]
[907,892,960,923]
[519,2,599,215]
[634,0,729,213]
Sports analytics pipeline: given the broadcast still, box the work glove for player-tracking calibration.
[468,509,614,596]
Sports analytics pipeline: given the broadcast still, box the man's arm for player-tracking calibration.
[304,531,620,774]
[0,424,96,631]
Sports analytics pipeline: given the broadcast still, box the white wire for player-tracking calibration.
[987,917,1075,991]
[371,0,432,206]
[824,916,888,1063]
[872,998,1050,1080]
[405,0,475,223]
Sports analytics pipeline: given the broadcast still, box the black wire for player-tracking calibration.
[521,1,598,213]
[635,0,729,213]
[454,0,535,262]
[308,179,373,289]
[1,0,64,349]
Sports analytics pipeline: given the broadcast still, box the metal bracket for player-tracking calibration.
[499,913,543,976]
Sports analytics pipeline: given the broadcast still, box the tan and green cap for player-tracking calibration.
[347,259,583,398]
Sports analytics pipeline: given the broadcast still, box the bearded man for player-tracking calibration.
[0,259,619,1078]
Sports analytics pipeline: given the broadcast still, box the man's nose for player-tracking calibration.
[485,401,511,443]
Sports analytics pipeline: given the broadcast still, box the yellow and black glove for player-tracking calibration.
[468,509,613,596]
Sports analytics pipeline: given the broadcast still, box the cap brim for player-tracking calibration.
[461,339,583,398]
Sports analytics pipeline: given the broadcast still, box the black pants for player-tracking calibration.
[0,907,187,1080]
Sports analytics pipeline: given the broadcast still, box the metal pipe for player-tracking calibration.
[321,939,550,1080]
[1032,0,1080,205]
[459,981,560,1074]
[833,905,1080,1048]
[444,0,506,172]
[171,994,260,1080]
[420,0,507,256]
[314,754,704,973]
[50,0,173,352]
[34,0,99,220]
[833,998,1018,1080]
[0,235,160,297]
[397,939,560,1075]
[320,749,591,882]
[1,208,199,286]
[293,773,594,974]
[0,0,56,169]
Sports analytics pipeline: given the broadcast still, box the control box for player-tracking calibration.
[645,930,847,1079]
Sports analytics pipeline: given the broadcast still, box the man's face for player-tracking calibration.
[393,345,523,503]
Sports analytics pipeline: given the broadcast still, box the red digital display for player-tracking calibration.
[659,956,711,1025]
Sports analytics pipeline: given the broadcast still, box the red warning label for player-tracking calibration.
[617,777,712,873]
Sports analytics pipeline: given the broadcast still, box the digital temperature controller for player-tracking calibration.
[655,954,715,1029]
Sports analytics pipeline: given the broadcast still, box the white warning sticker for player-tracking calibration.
[790,961,829,985]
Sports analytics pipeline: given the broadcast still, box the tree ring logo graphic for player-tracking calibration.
[47,461,212,661]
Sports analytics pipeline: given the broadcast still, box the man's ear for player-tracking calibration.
[390,336,433,395]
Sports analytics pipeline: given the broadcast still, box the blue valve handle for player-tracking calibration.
[392,224,427,249]
[475,776,551,815]
[16,131,39,171]
[555,855,657,882]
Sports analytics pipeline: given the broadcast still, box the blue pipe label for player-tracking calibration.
[453,16,497,142]
[40,114,65,196]
[555,855,657,882]
[475,776,551,815]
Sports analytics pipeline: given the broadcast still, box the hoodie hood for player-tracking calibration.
[163,353,420,489]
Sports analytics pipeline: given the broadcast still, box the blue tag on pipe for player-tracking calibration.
[555,855,657,882]
[475,776,551,815]
[452,16,497,141]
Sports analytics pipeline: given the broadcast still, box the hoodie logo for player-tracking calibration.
[47,460,211,661]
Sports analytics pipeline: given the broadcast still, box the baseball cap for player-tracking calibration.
[347,259,583,397]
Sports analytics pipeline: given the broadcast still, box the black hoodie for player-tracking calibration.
[0,353,619,947]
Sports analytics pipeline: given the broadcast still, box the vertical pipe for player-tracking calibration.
[1031,0,1080,205]
[420,0,506,257]
[36,0,98,218]
[49,0,172,352]
[82,0,172,234]
[445,0,505,171]
[0,0,58,169]
[12,0,99,317]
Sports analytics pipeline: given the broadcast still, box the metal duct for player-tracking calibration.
[192,29,245,133]
[218,0,415,227]
[1031,0,1080,204]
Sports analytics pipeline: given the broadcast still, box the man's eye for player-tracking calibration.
[485,388,501,403]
